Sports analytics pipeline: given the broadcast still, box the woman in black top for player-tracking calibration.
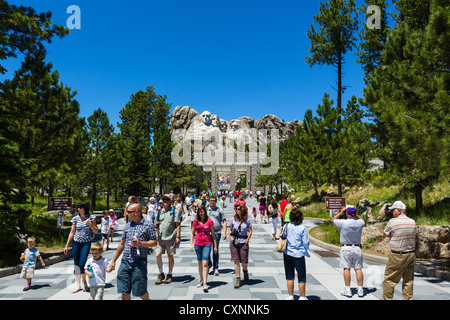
[258,193,267,224]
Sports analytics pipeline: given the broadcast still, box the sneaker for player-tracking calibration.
[165,274,173,284]
[203,284,209,293]
[155,273,165,285]
[23,285,30,291]
[197,280,204,288]
[286,295,294,300]
[243,269,249,281]
[299,296,308,300]
[340,288,352,298]
[234,278,241,289]
[214,268,219,276]
[357,287,364,297]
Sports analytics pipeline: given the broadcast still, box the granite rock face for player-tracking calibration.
[170,106,301,142]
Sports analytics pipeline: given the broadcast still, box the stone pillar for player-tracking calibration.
[230,166,236,191]
[211,166,218,194]
[246,166,251,191]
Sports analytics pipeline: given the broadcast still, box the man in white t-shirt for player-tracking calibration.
[185,192,192,210]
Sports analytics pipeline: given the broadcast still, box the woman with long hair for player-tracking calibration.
[268,199,281,241]
[190,205,217,292]
[228,203,252,288]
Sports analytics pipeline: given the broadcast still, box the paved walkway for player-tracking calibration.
[0,198,449,300]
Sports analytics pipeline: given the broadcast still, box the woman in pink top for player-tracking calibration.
[234,194,247,211]
[190,205,218,292]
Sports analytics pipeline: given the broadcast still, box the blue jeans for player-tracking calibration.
[194,244,212,261]
[72,241,91,275]
[208,233,221,269]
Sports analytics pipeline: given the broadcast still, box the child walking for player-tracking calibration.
[101,210,111,250]
[20,236,46,291]
[85,242,111,300]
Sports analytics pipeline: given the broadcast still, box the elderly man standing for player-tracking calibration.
[382,201,417,300]
[107,203,157,300]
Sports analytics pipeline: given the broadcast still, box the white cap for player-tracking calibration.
[388,201,407,211]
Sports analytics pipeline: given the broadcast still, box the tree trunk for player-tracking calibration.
[337,51,342,123]
[415,183,423,215]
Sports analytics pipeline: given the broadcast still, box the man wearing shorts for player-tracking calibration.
[107,203,157,300]
[154,194,181,284]
[331,205,365,298]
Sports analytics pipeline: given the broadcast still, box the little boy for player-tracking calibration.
[101,210,111,250]
[20,236,46,291]
[85,242,111,300]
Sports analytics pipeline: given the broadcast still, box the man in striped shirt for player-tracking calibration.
[382,201,416,300]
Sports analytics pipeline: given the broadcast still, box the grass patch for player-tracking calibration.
[310,223,340,246]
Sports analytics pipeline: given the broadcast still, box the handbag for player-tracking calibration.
[276,223,289,252]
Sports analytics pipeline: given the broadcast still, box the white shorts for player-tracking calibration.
[340,246,363,269]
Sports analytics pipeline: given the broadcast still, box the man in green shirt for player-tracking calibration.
[154,194,181,284]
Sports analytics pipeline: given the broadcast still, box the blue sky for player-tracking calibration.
[3,0,376,130]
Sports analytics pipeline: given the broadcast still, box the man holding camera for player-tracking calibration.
[331,205,365,298]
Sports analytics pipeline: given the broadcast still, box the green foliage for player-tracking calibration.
[306,0,359,116]
[281,93,373,197]
[364,0,449,213]
[0,0,69,74]
[118,86,174,195]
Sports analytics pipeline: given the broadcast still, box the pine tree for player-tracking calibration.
[86,108,113,209]
[364,0,449,214]
[306,0,359,121]
[357,0,391,84]
[0,0,68,74]
[119,89,153,196]
[150,91,173,193]
[0,48,84,226]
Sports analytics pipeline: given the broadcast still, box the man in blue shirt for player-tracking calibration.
[331,205,365,298]
[108,203,157,300]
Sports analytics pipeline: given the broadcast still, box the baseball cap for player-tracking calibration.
[388,201,406,211]
[346,205,357,216]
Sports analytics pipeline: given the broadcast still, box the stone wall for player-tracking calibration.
[362,224,450,259]
[416,225,450,259]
